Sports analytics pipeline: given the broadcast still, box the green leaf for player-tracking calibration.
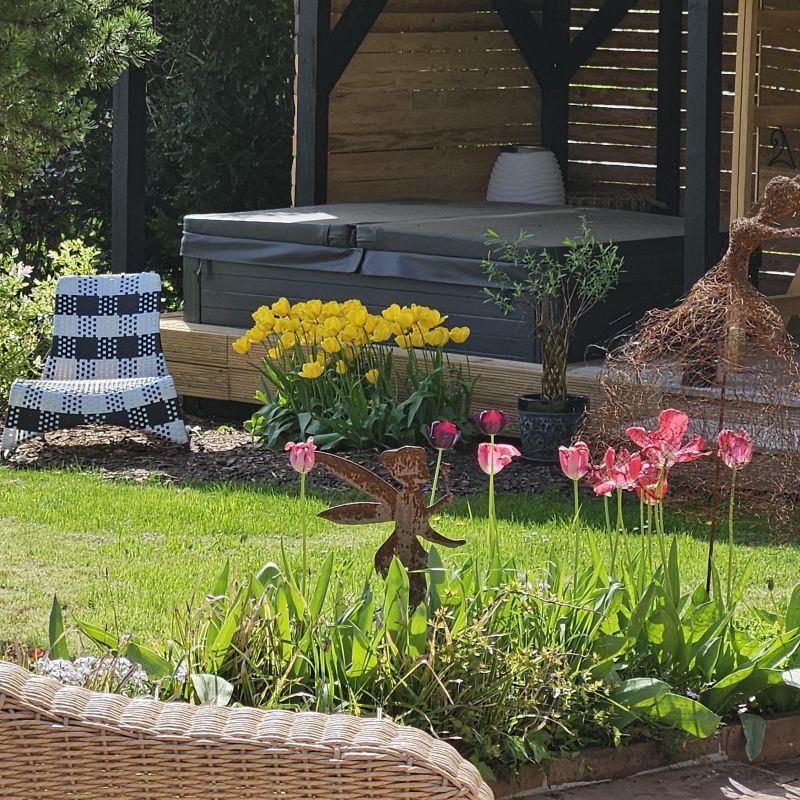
[786,584,800,631]
[612,677,670,708]
[782,667,800,690]
[740,713,766,761]
[48,595,70,660]
[125,641,171,680]
[210,561,230,599]
[310,552,334,620]
[648,693,720,738]
[74,618,119,651]
[191,673,234,706]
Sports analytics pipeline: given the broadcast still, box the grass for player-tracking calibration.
[1,464,798,645]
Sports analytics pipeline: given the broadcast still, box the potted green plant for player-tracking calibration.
[482,219,623,462]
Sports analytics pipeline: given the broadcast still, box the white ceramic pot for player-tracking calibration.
[486,146,566,205]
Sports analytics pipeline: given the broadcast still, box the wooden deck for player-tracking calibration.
[159,314,605,435]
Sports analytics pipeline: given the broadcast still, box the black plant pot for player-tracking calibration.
[517,394,588,463]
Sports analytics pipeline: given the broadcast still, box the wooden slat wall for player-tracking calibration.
[327,0,540,202]
[569,0,739,206]
[326,0,743,209]
[751,0,800,301]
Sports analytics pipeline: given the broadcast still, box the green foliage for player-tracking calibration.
[240,299,475,450]
[483,220,623,404]
[144,0,295,281]
[0,240,99,401]
[59,525,800,775]
[0,0,158,195]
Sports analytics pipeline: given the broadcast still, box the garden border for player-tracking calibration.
[490,713,800,797]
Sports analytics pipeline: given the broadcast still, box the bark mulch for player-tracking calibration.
[4,416,568,497]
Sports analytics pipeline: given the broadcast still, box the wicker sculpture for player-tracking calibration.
[0,661,493,800]
[317,446,464,606]
[589,175,800,521]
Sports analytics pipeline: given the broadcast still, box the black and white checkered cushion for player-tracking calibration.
[2,273,188,452]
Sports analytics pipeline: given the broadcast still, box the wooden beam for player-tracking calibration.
[490,0,551,88]
[327,0,391,92]
[293,0,331,206]
[540,0,571,179]
[730,0,759,220]
[557,0,640,80]
[111,68,146,274]
[683,0,724,289]
[656,0,684,215]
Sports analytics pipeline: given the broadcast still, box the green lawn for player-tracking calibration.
[1,465,797,644]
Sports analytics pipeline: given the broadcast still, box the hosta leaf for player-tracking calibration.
[612,677,670,708]
[192,673,234,706]
[125,641,171,680]
[647,693,720,738]
[75,618,118,651]
[740,712,766,761]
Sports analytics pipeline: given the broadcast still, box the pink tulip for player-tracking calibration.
[717,427,753,470]
[426,420,460,450]
[589,447,642,495]
[635,461,668,505]
[477,409,508,436]
[284,436,316,474]
[477,441,520,475]
[627,409,708,468]
[559,441,591,481]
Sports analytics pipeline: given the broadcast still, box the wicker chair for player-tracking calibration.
[0,662,493,800]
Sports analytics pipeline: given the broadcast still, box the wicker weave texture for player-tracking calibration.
[0,662,493,800]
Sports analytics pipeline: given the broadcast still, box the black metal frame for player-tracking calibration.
[111,0,724,289]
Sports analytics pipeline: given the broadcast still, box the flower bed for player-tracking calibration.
[20,408,800,783]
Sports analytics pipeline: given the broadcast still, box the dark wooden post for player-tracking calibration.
[111,68,146,273]
[683,0,724,290]
[293,0,331,207]
[656,0,684,215]
[541,0,572,182]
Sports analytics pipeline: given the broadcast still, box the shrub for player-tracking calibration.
[0,239,99,402]
[234,298,476,449]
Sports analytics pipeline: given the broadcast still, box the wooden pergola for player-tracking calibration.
[111,0,726,290]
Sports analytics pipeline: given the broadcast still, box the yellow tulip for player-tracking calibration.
[322,336,341,354]
[420,308,446,330]
[303,298,322,319]
[246,324,268,343]
[280,331,297,349]
[267,346,283,360]
[364,314,378,334]
[271,296,291,316]
[395,334,412,349]
[347,306,368,327]
[365,368,379,385]
[370,321,393,342]
[382,303,401,322]
[321,300,341,317]
[251,306,275,328]
[322,316,342,336]
[449,326,470,344]
[397,310,415,331]
[410,330,424,348]
[335,359,347,375]
[424,327,449,347]
[232,336,251,355]
[299,360,325,379]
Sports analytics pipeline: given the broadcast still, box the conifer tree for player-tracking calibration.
[0,0,158,195]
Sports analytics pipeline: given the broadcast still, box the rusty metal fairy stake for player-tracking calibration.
[316,446,465,605]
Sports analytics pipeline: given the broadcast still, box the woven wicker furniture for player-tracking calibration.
[1,272,187,454]
[0,661,493,800]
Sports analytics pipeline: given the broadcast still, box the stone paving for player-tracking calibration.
[548,758,800,800]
